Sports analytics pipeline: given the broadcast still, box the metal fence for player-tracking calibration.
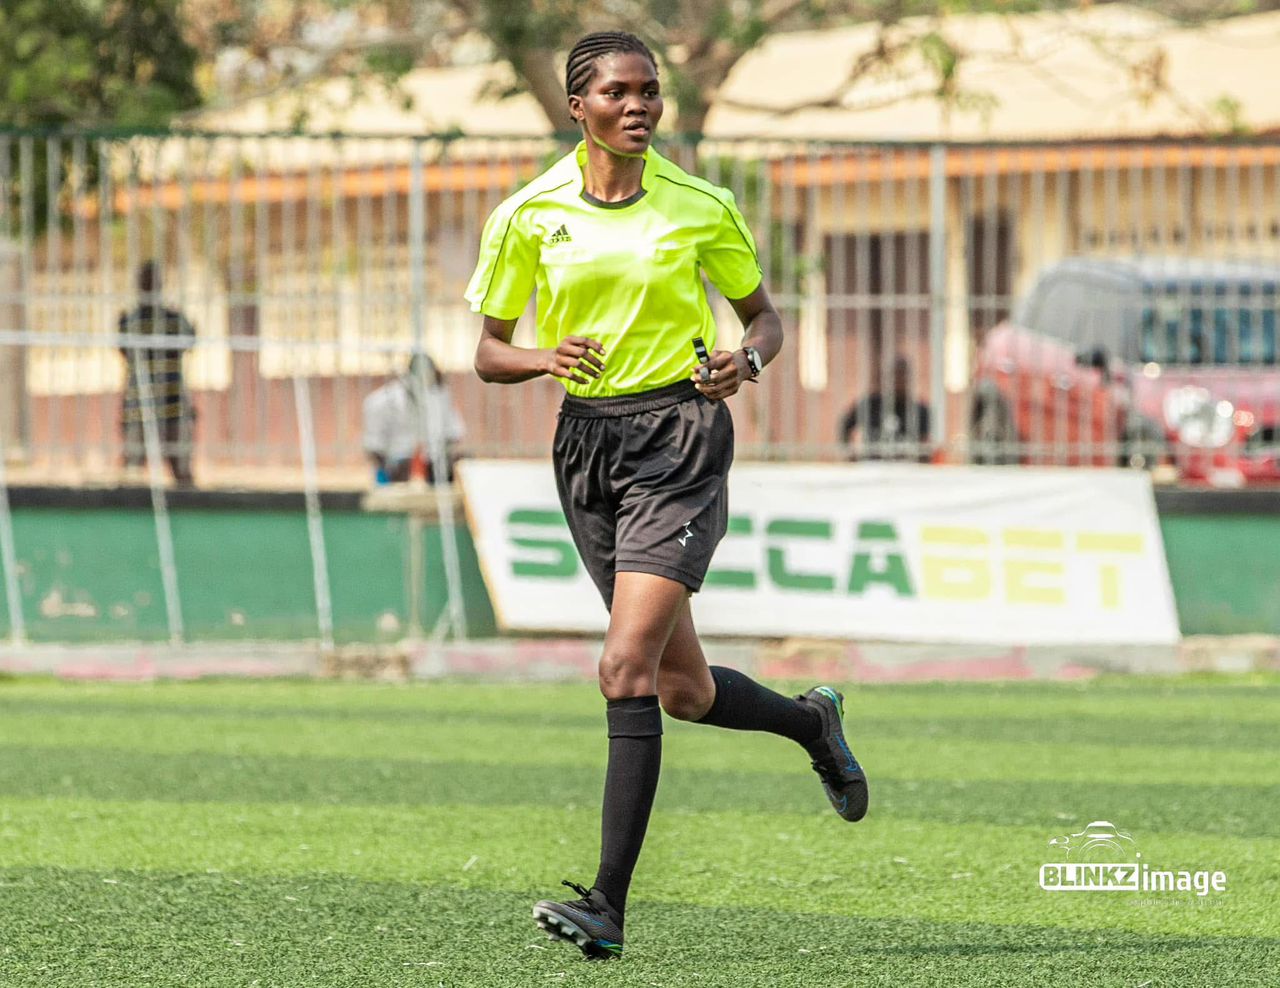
[2,130,1279,490]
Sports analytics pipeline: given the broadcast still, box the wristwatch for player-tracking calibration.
[741,345,764,380]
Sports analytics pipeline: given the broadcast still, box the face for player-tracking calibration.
[568,52,663,156]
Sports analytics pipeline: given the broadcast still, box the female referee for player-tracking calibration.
[466,31,868,961]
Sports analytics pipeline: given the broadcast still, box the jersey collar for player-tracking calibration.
[572,140,657,199]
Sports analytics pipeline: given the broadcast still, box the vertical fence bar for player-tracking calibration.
[228,141,246,470]
[293,373,334,652]
[19,139,34,462]
[0,428,26,645]
[411,139,467,640]
[253,136,270,469]
[136,356,185,645]
[853,146,872,460]
[928,144,948,452]
[98,140,116,469]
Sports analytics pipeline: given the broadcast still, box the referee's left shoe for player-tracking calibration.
[533,881,624,960]
[798,686,869,822]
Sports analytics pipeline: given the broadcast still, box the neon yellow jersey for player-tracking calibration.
[465,142,762,397]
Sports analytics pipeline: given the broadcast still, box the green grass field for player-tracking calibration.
[1,673,1277,987]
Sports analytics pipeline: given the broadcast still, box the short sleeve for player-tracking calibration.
[698,190,762,300]
[464,202,539,319]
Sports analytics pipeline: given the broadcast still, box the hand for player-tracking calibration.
[690,349,749,402]
[546,335,606,385]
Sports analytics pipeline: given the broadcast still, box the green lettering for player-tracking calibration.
[857,521,898,541]
[848,552,914,596]
[704,515,756,589]
[848,520,914,596]
[766,518,835,592]
[508,509,578,579]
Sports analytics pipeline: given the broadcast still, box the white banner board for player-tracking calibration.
[458,461,1180,645]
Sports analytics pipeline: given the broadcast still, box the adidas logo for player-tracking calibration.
[547,223,572,244]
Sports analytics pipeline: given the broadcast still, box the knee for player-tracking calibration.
[658,674,714,722]
[598,647,656,700]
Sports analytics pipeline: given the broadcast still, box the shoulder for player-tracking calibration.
[487,153,579,230]
[650,151,739,214]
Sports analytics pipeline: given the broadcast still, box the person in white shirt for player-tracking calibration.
[361,354,465,482]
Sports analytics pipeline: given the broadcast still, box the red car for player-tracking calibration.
[971,257,1280,486]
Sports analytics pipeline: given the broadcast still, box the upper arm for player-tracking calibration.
[727,282,777,328]
[479,314,520,346]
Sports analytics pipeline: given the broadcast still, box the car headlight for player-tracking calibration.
[1162,386,1234,449]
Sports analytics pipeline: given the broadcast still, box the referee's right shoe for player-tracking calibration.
[533,881,624,961]
[798,686,869,822]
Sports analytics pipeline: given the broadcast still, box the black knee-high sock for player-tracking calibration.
[695,666,821,744]
[592,695,662,916]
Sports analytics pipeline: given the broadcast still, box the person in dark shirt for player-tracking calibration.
[840,355,932,462]
[118,262,196,485]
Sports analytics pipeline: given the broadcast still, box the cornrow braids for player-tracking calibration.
[565,31,657,98]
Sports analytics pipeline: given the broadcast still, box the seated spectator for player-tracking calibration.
[362,354,465,483]
[840,355,932,462]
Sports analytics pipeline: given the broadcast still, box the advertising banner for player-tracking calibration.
[458,461,1180,645]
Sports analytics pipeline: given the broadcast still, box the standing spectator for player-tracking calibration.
[362,353,465,483]
[119,261,196,485]
[840,355,932,461]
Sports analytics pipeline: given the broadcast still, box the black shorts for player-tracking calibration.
[553,379,733,610]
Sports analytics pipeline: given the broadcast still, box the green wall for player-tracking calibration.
[1158,514,1280,636]
[0,508,496,644]
[0,505,1275,642]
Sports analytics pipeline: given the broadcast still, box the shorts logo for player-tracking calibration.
[548,223,572,244]
[677,522,694,547]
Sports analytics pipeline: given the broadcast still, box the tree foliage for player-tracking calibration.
[0,0,200,128]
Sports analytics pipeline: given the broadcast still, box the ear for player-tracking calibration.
[567,94,584,123]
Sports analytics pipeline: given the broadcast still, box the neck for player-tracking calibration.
[580,131,646,202]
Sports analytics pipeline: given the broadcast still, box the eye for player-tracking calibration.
[644,88,659,98]
[604,90,623,99]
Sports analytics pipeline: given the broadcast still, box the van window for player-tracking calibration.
[1025,273,1140,350]
[1140,290,1278,365]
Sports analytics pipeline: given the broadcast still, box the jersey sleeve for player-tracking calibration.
[698,189,763,300]
[464,201,539,320]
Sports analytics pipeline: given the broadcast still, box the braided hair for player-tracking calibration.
[565,31,658,99]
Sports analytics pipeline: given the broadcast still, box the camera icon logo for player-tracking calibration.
[1047,821,1138,863]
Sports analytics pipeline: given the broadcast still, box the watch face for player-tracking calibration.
[746,347,762,376]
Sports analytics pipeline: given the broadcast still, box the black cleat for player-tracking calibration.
[532,881,624,960]
[798,686,869,822]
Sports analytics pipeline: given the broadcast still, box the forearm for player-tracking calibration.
[474,335,550,384]
[740,309,784,368]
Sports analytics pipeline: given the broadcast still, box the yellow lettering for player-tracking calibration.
[1004,529,1064,550]
[1077,533,1143,553]
[922,526,988,546]
[923,556,991,600]
[1077,532,1142,609]
[1099,563,1122,609]
[1004,560,1065,605]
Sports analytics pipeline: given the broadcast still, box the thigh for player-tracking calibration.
[599,571,690,697]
